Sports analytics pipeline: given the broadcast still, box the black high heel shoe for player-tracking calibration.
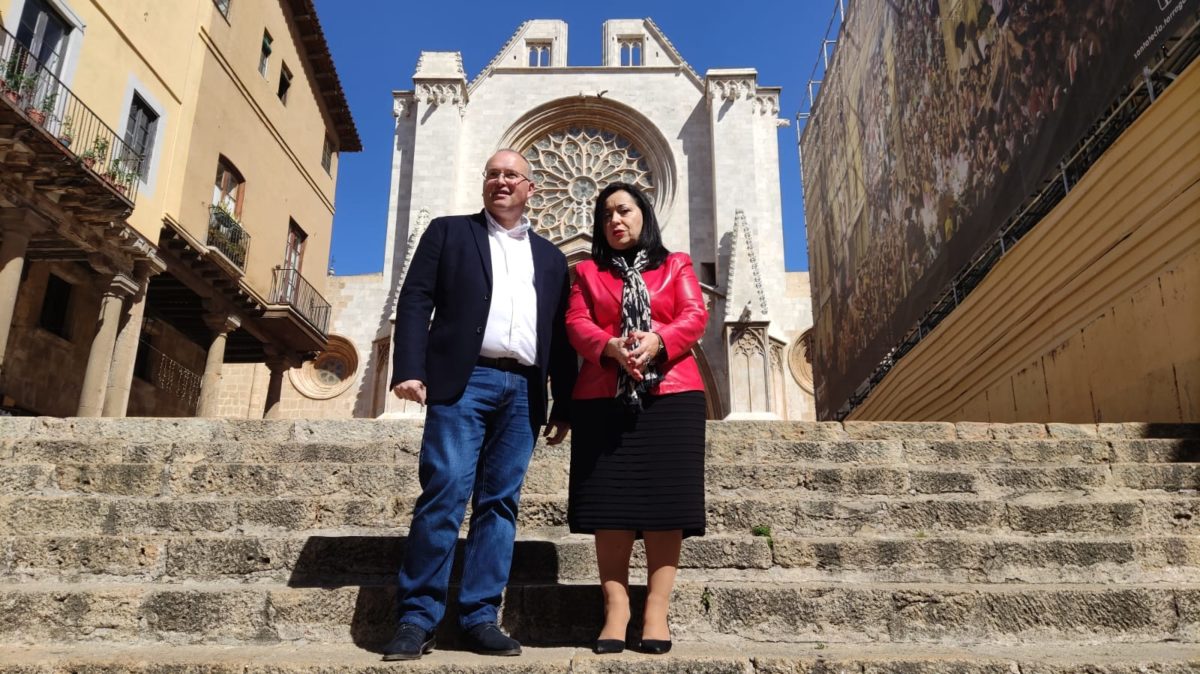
[637,637,672,654]
[593,638,626,654]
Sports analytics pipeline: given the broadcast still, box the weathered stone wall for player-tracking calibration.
[3,262,101,416]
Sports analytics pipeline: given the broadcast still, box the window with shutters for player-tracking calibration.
[123,94,158,180]
[284,220,307,273]
[277,63,292,103]
[278,220,307,303]
[16,0,71,76]
[213,157,245,217]
[259,31,272,78]
[321,137,334,175]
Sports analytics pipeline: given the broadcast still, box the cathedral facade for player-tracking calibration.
[321,19,814,421]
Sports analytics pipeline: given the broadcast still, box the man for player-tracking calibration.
[383,149,576,661]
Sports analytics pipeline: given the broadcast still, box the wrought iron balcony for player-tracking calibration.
[0,27,143,200]
[270,266,331,335]
[206,206,251,270]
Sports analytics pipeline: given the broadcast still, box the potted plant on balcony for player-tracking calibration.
[58,114,74,147]
[7,71,35,106]
[1,55,21,103]
[80,136,108,170]
[207,203,248,268]
[27,89,55,126]
[213,201,239,226]
[105,157,134,194]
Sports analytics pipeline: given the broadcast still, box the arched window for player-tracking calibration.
[526,41,551,67]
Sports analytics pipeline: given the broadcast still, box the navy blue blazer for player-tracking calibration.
[390,211,577,424]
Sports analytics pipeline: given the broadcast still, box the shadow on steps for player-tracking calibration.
[286,535,617,652]
[286,536,577,587]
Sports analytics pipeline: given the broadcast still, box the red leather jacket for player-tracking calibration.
[566,252,709,399]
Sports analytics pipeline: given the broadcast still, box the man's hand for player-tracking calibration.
[392,379,427,405]
[543,420,570,445]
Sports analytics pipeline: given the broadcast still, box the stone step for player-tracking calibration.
[3,436,1197,466]
[3,642,1199,674]
[2,461,1197,498]
[3,533,1198,585]
[3,417,1198,441]
[0,581,1195,647]
[2,494,1196,536]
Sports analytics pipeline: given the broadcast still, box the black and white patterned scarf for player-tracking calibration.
[610,250,660,411]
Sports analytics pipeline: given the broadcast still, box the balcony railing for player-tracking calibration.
[0,28,143,201]
[206,206,251,270]
[270,266,331,335]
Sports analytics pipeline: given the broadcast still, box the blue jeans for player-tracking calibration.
[396,366,537,631]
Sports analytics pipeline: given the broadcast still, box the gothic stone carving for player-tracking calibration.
[753,94,780,116]
[415,82,466,111]
[709,78,755,102]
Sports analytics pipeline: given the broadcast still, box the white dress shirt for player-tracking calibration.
[479,210,539,366]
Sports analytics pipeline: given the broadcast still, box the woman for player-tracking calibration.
[565,182,709,655]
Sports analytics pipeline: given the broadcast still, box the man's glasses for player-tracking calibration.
[483,169,532,185]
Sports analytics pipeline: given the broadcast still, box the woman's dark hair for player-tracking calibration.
[591,182,669,270]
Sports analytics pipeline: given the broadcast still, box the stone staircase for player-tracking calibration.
[0,417,1197,673]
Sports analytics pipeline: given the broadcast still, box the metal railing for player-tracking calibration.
[206,206,251,270]
[0,27,143,201]
[270,266,331,335]
[795,0,848,129]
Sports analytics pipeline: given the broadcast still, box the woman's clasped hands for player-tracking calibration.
[603,331,663,381]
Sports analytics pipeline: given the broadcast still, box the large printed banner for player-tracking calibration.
[802,0,1199,419]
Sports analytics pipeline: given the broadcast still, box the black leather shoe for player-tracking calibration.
[593,638,625,654]
[638,638,672,654]
[463,623,521,656]
[381,622,436,661]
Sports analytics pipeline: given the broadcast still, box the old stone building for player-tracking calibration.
[0,0,359,418]
[307,18,815,421]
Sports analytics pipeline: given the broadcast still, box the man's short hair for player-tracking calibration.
[489,148,532,177]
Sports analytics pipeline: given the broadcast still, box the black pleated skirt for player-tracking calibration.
[568,390,706,538]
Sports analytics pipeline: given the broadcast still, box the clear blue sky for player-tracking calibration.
[312,0,837,275]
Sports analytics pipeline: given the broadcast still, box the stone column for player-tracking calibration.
[101,276,150,417]
[0,211,44,386]
[262,348,299,419]
[195,310,242,417]
[77,272,139,417]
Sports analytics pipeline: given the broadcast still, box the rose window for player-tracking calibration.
[523,127,655,242]
[289,335,359,400]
